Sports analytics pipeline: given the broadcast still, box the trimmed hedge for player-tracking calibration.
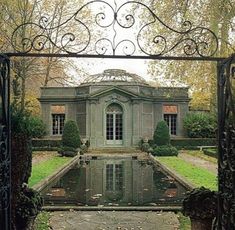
[152,145,178,156]
[171,138,217,149]
[32,146,59,151]
[58,146,78,157]
[32,139,61,148]
[203,148,218,159]
[140,138,216,150]
[32,138,90,152]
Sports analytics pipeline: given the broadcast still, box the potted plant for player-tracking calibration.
[182,187,217,230]
[15,185,43,230]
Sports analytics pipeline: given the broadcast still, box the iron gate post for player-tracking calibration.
[217,55,235,229]
[0,55,11,230]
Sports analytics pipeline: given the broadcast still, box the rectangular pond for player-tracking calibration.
[41,155,189,208]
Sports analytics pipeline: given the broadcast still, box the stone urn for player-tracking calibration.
[191,218,214,230]
[182,187,217,230]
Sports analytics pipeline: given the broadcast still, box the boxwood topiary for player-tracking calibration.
[153,121,170,146]
[62,120,81,149]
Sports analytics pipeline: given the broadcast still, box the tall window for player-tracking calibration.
[164,114,177,135]
[52,114,65,135]
[163,105,178,135]
[106,103,123,144]
[51,105,65,135]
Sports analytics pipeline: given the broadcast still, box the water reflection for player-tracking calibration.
[41,156,187,206]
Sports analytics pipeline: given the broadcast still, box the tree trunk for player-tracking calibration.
[191,218,213,230]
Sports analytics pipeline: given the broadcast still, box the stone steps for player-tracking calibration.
[87,147,142,154]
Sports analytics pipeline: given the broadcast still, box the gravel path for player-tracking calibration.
[32,151,58,165]
[49,211,180,230]
[179,152,217,174]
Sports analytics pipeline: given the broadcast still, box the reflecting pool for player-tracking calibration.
[41,156,188,207]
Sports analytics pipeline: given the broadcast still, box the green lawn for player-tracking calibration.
[157,156,217,190]
[29,156,71,187]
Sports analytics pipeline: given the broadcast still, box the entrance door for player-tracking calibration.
[106,104,123,145]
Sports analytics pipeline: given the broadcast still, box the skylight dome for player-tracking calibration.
[82,69,147,84]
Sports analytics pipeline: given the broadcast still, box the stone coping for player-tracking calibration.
[149,154,195,190]
[32,155,80,192]
[43,206,182,212]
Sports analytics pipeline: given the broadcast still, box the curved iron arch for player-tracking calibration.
[10,0,218,58]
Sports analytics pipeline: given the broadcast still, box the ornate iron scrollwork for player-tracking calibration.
[0,55,11,230]
[217,55,235,229]
[11,0,218,57]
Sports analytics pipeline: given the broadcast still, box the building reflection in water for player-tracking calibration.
[42,157,187,206]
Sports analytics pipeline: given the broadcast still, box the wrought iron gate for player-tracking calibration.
[217,55,235,229]
[0,1,235,229]
[0,55,11,230]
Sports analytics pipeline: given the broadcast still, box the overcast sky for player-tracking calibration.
[79,58,150,79]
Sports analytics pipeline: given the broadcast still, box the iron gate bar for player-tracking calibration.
[5,53,226,62]
[0,55,11,230]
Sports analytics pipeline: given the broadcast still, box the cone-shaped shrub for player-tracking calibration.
[153,120,170,146]
[62,120,81,148]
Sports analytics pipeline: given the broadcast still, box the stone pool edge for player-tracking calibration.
[149,154,195,190]
[32,155,80,192]
[42,205,182,211]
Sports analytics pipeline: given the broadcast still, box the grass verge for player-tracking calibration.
[29,156,71,187]
[157,156,217,190]
[34,211,50,230]
[177,212,191,230]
